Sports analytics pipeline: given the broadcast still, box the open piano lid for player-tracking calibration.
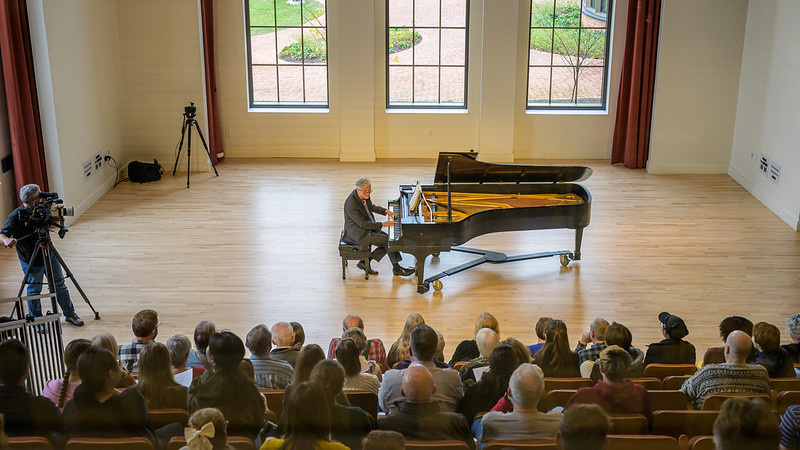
[433,152,592,184]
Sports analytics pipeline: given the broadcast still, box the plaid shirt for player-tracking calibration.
[119,339,150,372]
[575,341,607,364]
[328,337,387,369]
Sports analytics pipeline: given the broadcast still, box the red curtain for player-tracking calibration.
[611,0,662,168]
[200,0,223,165]
[0,0,49,193]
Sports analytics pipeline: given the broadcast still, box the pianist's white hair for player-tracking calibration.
[355,177,371,189]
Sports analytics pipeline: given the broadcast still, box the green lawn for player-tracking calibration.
[249,0,325,36]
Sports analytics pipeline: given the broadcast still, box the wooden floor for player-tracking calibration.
[1,158,798,360]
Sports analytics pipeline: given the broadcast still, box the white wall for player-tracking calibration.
[648,0,748,174]
[728,1,800,230]
[28,0,125,221]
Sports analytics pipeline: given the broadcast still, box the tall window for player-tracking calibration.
[245,0,328,108]
[527,0,612,110]
[386,0,470,109]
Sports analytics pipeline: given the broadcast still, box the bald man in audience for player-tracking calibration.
[377,364,475,449]
[268,322,300,368]
[327,313,388,369]
[681,330,771,409]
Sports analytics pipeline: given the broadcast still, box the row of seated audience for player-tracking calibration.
[0,309,799,449]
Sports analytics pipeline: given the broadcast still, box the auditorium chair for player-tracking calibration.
[147,408,189,429]
[770,377,800,392]
[608,414,649,434]
[484,441,558,449]
[644,364,697,381]
[344,390,378,417]
[544,389,577,410]
[652,410,719,438]
[687,436,715,450]
[405,440,471,449]
[260,389,285,418]
[662,375,692,390]
[7,436,54,449]
[167,436,256,450]
[543,377,593,391]
[338,231,370,280]
[65,437,154,450]
[778,390,800,413]
[606,434,688,450]
[648,390,691,411]
[700,392,772,410]
[627,377,663,390]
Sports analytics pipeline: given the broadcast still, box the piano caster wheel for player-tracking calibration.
[560,254,570,267]
[432,280,443,291]
[432,252,440,259]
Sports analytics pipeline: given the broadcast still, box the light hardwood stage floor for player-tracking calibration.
[1,158,798,360]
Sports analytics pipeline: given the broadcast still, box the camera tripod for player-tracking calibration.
[173,108,219,188]
[12,227,100,321]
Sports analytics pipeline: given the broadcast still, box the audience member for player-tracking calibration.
[378,364,475,449]
[644,311,696,365]
[458,344,520,425]
[336,338,381,394]
[262,382,348,450]
[527,316,552,356]
[478,364,561,444]
[167,334,205,388]
[531,320,580,377]
[703,316,754,366]
[459,328,500,383]
[556,403,610,450]
[780,404,800,450]
[92,332,136,388]
[130,342,188,409]
[752,321,795,377]
[713,397,779,450]
[503,337,532,365]
[269,322,300,368]
[589,322,644,381]
[188,331,265,439]
[290,321,305,351]
[42,338,92,409]
[681,330,770,409]
[0,339,64,442]
[379,324,463,414]
[450,312,500,365]
[566,346,653,423]
[183,408,233,450]
[781,313,800,365]
[246,324,294,389]
[362,430,404,450]
[575,317,609,365]
[342,327,383,377]
[118,309,159,372]
[387,313,425,369]
[328,314,388,370]
[291,344,326,387]
[186,321,215,369]
[311,360,373,449]
[436,329,447,363]
[63,347,151,441]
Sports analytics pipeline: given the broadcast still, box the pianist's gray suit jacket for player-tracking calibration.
[343,189,387,249]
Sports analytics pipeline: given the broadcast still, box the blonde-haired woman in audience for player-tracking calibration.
[129,342,187,409]
[91,333,136,388]
[386,313,425,369]
[42,339,92,409]
[531,319,580,377]
[449,311,500,365]
[181,408,234,450]
[336,338,381,394]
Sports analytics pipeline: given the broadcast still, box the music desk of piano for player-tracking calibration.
[387,152,592,294]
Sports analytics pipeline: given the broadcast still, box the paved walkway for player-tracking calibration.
[249,0,603,104]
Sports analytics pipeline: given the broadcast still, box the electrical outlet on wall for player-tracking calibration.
[769,161,780,185]
[93,152,103,171]
[82,158,93,181]
[759,154,769,176]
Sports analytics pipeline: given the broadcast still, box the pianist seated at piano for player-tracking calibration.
[343,178,415,277]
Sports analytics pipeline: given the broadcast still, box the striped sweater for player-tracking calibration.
[680,362,770,409]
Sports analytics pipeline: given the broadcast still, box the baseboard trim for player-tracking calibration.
[728,165,799,231]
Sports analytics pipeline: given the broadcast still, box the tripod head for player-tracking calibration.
[183,102,197,121]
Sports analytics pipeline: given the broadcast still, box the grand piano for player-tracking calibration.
[387,152,592,293]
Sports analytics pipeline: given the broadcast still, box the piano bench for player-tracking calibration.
[339,235,371,280]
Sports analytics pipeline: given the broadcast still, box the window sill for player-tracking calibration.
[247,107,330,114]
[385,108,469,115]
[525,109,609,116]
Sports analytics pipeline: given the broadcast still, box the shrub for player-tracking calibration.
[389,27,422,54]
[279,30,327,62]
[529,4,606,60]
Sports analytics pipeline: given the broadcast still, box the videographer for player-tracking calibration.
[0,184,83,326]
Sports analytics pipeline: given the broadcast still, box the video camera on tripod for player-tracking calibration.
[18,191,74,239]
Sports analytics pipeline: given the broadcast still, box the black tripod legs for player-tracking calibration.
[173,115,220,188]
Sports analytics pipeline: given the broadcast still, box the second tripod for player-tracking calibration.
[173,102,219,188]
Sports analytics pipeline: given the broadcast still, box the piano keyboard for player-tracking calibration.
[388,201,402,240]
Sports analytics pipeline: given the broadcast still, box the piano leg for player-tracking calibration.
[573,227,584,260]
[413,253,430,294]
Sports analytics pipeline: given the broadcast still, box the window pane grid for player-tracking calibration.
[387,0,469,109]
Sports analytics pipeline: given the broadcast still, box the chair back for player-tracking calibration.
[662,375,692,390]
[700,392,771,410]
[687,435,715,450]
[608,414,649,435]
[147,408,189,430]
[65,437,154,450]
[652,410,719,438]
[626,377,663,390]
[405,440,470,449]
[260,389,285,419]
[543,377,593,391]
[778,390,800,413]
[344,390,378,417]
[770,377,800,392]
[644,364,697,380]
[649,390,690,411]
[606,434,680,450]
[7,436,55,449]
[544,389,577,410]
[484,441,558,450]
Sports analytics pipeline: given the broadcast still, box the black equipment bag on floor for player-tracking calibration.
[128,160,162,183]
